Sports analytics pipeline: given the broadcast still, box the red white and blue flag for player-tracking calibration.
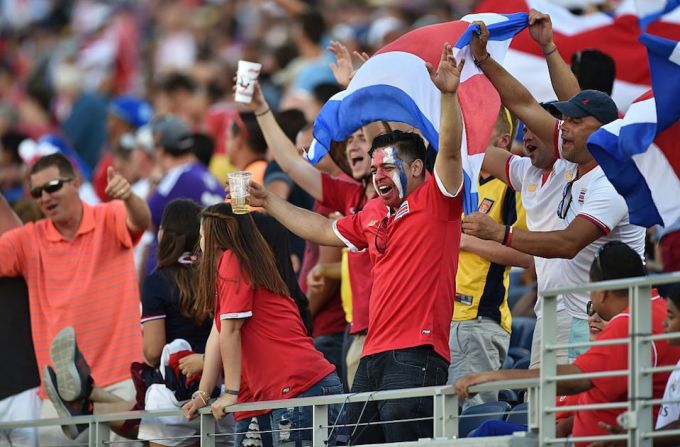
[587,33,680,228]
[309,13,528,214]
[475,0,680,111]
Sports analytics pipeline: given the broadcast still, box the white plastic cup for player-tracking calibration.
[234,61,262,103]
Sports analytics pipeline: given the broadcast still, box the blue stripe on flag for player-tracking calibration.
[638,1,680,31]
[311,84,439,164]
[588,127,664,227]
[640,33,680,131]
[454,13,529,49]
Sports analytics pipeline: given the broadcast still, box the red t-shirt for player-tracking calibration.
[572,295,680,445]
[214,251,335,417]
[320,173,372,334]
[298,201,347,337]
[333,173,462,361]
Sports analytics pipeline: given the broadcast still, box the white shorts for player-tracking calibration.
[0,387,40,447]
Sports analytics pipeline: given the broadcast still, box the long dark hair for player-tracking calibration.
[157,199,207,324]
[195,203,290,316]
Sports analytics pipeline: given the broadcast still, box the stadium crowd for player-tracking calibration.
[0,0,679,446]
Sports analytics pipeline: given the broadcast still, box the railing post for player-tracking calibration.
[526,385,538,432]
[312,403,328,446]
[200,411,216,447]
[539,292,557,444]
[90,421,110,447]
[443,392,458,438]
[629,284,653,447]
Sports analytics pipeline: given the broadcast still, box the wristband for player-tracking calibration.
[192,390,210,406]
[543,46,558,57]
[225,388,240,396]
[505,226,514,247]
[473,53,491,68]
[255,108,271,117]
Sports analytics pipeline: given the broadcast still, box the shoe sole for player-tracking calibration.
[43,366,80,440]
[51,327,82,402]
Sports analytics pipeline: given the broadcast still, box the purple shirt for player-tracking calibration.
[146,163,224,272]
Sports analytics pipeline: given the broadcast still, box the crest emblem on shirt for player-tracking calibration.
[478,198,495,214]
[394,201,410,220]
[527,183,537,193]
[566,171,574,182]
[368,219,378,227]
[578,189,587,204]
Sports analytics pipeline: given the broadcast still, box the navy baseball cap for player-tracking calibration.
[548,89,618,125]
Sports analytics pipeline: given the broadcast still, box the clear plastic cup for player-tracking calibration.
[228,171,252,214]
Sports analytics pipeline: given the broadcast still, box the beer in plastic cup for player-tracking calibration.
[228,171,252,214]
[235,61,262,103]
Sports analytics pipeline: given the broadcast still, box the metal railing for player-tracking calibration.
[2,272,680,446]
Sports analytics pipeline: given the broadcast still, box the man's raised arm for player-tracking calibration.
[249,83,323,200]
[428,43,464,196]
[470,21,557,152]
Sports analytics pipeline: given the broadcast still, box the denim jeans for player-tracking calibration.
[347,345,449,444]
[233,373,344,447]
[314,332,346,390]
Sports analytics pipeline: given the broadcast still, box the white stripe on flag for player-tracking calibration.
[633,142,680,227]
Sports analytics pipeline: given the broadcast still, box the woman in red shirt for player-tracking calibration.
[182,203,343,445]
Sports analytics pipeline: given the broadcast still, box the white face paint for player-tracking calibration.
[384,147,406,199]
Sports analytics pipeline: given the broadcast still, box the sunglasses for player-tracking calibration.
[556,178,575,219]
[30,178,74,199]
[374,216,389,255]
[586,300,595,317]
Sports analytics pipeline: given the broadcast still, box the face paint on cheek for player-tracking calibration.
[384,147,407,199]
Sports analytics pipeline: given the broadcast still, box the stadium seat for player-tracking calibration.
[513,356,531,370]
[498,389,519,404]
[502,355,515,369]
[459,401,512,437]
[508,346,531,362]
[510,317,537,352]
[505,402,529,427]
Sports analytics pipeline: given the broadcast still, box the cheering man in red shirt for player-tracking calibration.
[246,43,464,443]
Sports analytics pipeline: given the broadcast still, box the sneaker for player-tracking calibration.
[43,365,92,440]
[50,326,92,401]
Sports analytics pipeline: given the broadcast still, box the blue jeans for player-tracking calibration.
[314,332,346,391]
[233,373,344,447]
[347,346,449,444]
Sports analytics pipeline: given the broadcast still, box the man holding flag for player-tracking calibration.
[463,20,645,359]
[245,43,464,443]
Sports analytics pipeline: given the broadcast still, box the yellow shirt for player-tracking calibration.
[453,176,527,333]
[340,249,353,323]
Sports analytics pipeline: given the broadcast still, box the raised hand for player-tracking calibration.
[328,41,370,88]
[470,21,490,61]
[462,212,505,243]
[528,9,555,51]
[426,43,465,95]
[105,166,132,201]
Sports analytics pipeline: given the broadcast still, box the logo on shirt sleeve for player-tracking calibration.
[578,189,587,204]
[394,201,410,220]
[478,198,495,214]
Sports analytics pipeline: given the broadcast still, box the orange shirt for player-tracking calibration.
[244,160,267,185]
[0,201,143,396]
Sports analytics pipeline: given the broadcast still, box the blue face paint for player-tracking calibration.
[383,147,408,200]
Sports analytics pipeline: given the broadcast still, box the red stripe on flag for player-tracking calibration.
[655,120,680,181]
[375,21,469,70]
[459,74,501,155]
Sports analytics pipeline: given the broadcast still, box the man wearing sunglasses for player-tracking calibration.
[0,152,151,441]
[462,19,645,362]
[246,44,465,443]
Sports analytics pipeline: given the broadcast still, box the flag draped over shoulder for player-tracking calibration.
[310,13,528,215]
[587,33,680,228]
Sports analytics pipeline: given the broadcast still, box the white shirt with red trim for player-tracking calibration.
[656,359,680,429]
[331,172,462,362]
[507,155,575,317]
[553,121,645,319]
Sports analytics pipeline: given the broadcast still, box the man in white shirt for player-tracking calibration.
[464,21,645,362]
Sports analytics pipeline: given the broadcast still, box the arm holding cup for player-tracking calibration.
[243,181,345,247]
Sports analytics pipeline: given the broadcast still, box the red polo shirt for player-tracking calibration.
[332,173,462,361]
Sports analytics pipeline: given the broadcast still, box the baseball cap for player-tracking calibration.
[154,116,194,155]
[109,95,153,129]
[548,89,618,125]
